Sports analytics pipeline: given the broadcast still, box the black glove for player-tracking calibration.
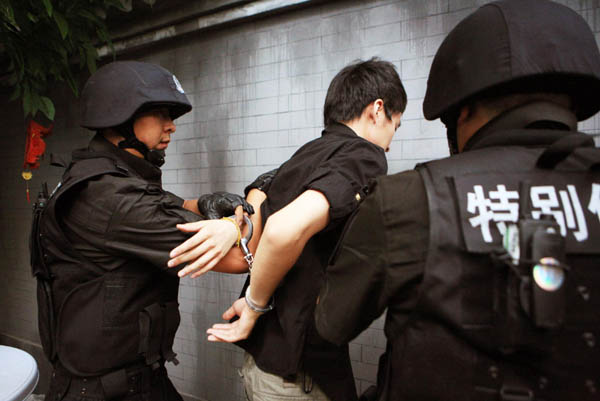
[197,192,254,219]
[244,168,278,197]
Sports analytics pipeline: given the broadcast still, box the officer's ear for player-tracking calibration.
[456,104,471,126]
[456,104,490,152]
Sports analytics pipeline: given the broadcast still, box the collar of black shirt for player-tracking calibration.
[322,122,360,138]
[89,133,162,184]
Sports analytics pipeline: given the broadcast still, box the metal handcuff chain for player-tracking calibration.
[239,215,274,314]
[240,214,254,272]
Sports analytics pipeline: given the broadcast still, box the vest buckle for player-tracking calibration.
[500,385,534,401]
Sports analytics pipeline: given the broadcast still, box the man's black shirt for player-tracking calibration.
[238,122,388,401]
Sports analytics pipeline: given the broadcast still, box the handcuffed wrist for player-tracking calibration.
[221,216,241,247]
[245,286,274,314]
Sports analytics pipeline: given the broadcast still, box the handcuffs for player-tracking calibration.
[240,215,254,272]
[240,215,274,314]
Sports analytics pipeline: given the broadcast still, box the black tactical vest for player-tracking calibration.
[31,151,180,377]
[386,130,600,400]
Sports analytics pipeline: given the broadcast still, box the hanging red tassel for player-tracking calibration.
[22,120,52,203]
[22,170,32,203]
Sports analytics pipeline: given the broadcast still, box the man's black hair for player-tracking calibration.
[323,57,407,127]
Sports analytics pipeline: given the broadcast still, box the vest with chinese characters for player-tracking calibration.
[389,129,600,401]
[31,151,181,377]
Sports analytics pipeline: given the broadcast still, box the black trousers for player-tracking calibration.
[46,365,183,401]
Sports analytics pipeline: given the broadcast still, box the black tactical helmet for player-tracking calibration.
[423,0,600,125]
[80,61,192,129]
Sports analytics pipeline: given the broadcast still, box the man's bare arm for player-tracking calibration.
[247,189,329,306]
[206,189,330,342]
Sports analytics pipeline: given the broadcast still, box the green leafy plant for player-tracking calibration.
[0,0,155,121]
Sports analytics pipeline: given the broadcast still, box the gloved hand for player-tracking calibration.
[244,168,278,197]
[197,192,254,219]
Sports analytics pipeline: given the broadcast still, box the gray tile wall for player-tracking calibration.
[1,1,599,400]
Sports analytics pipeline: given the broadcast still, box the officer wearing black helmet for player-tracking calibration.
[31,61,252,401]
[315,1,600,400]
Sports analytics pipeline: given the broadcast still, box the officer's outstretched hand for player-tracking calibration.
[206,297,261,343]
[168,218,240,278]
[198,192,254,220]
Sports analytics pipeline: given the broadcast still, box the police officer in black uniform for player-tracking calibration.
[31,61,251,401]
[315,1,600,400]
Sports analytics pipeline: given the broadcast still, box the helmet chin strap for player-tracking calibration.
[115,121,165,167]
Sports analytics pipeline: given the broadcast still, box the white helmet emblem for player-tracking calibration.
[172,75,185,94]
